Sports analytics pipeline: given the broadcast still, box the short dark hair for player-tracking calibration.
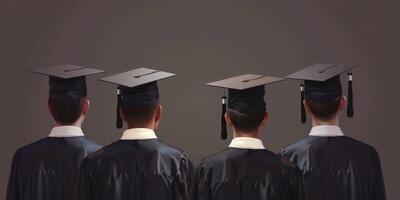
[227,109,265,132]
[48,96,86,125]
[306,97,341,120]
[120,102,159,126]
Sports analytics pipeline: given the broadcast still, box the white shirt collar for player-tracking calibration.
[229,137,265,149]
[49,126,84,137]
[121,128,158,140]
[309,125,344,137]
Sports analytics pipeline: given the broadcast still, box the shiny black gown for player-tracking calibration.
[6,136,102,200]
[281,136,386,200]
[77,139,193,200]
[192,148,305,200]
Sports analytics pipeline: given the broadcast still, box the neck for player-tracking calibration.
[232,129,260,139]
[311,114,339,127]
[56,120,82,128]
[126,123,155,130]
[55,115,84,128]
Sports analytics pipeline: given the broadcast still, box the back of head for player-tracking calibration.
[118,81,161,128]
[304,75,343,122]
[227,109,265,132]
[48,76,88,125]
[306,97,341,121]
[48,96,86,125]
[120,102,159,127]
[227,86,267,133]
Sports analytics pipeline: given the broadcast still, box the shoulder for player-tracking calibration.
[281,136,314,157]
[15,137,51,156]
[155,140,191,159]
[195,148,281,171]
[253,150,300,174]
[193,149,231,180]
[340,136,379,157]
[79,137,102,154]
[156,140,186,154]
[84,140,119,161]
[342,136,374,148]
[345,137,381,159]
[9,138,55,166]
[80,141,118,173]
[197,148,230,169]
[85,140,190,163]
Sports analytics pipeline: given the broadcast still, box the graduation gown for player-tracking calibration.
[281,135,386,200]
[192,148,306,200]
[77,139,194,200]
[6,136,102,200]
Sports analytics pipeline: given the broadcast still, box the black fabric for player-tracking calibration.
[281,136,386,200]
[6,137,101,200]
[304,75,342,101]
[300,84,306,123]
[228,85,266,114]
[220,96,227,140]
[192,148,306,200]
[119,81,160,107]
[49,76,87,102]
[116,93,123,129]
[347,73,354,117]
[77,139,194,200]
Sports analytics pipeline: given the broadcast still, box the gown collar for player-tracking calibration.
[121,128,158,140]
[49,126,84,137]
[229,137,265,149]
[309,125,344,137]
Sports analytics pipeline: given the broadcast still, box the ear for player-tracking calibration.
[47,97,52,115]
[47,97,56,120]
[225,113,233,127]
[303,99,311,113]
[338,96,346,111]
[81,99,90,115]
[154,104,162,130]
[119,108,126,122]
[259,112,269,128]
[155,105,162,121]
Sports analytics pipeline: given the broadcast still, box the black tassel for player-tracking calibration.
[221,96,227,140]
[347,72,354,118]
[300,83,306,124]
[116,89,123,129]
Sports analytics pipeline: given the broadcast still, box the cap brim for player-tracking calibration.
[100,67,176,87]
[29,64,104,79]
[286,63,358,81]
[206,74,284,90]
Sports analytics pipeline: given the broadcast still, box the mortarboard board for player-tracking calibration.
[29,64,104,102]
[206,74,284,140]
[286,63,358,123]
[100,67,175,129]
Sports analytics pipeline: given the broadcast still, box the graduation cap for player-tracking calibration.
[206,74,284,140]
[29,64,104,102]
[286,63,358,123]
[100,67,175,129]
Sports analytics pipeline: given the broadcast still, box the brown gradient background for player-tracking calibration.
[0,0,399,199]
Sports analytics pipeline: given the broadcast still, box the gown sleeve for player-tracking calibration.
[289,167,306,200]
[370,148,386,200]
[76,158,93,200]
[279,148,290,161]
[174,154,194,200]
[191,164,211,200]
[6,149,22,200]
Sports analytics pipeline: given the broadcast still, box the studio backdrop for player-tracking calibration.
[0,0,399,199]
